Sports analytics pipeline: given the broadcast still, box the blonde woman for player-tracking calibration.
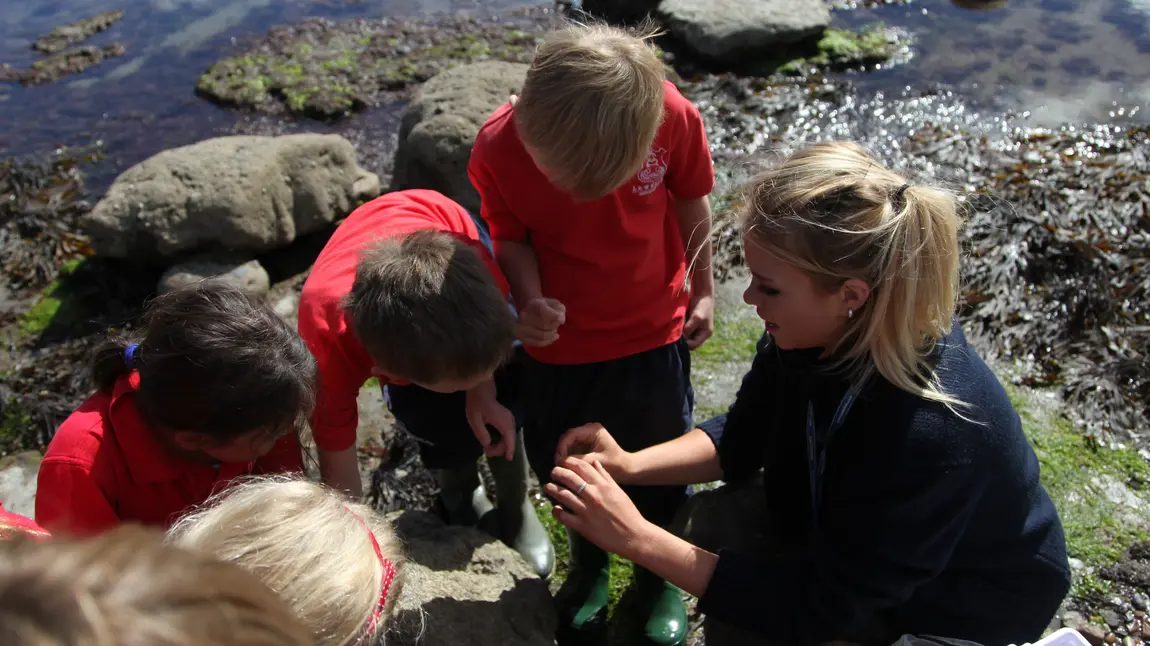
[0,525,314,646]
[168,476,404,646]
[546,142,1071,645]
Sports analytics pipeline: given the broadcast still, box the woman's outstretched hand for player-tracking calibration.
[554,423,634,484]
[545,456,656,560]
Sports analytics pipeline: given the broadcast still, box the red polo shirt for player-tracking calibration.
[35,372,303,536]
[468,80,715,365]
[298,189,510,453]
[0,502,49,540]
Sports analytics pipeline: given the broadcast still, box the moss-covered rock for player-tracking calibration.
[19,258,88,336]
[774,24,908,76]
[32,10,125,55]
[0,43,127,86]
[196,7,559,120]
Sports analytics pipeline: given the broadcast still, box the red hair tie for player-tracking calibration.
[344,506,397,634]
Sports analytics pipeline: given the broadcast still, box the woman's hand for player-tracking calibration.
[545,457,658,560]
[555,424,635,484]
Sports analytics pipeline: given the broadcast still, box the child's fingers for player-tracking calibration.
[555,425,599,461]
[467,413,493,448]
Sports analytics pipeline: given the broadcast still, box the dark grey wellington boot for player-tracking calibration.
[434,462,494,527]
[486,430,556,579]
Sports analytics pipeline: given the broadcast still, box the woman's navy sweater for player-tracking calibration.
[697,326,1070,645]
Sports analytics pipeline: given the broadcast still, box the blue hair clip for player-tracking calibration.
[123,343,140,368]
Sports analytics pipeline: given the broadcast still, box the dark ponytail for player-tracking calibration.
[91,336,142,392]
[91,281,318,442]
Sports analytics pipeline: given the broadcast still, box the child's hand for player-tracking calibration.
[516,297,566,347]
[683,292,714,350]
[555,423,634,485]
[465,379,516,460]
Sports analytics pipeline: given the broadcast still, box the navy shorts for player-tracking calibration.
[383,347,524,470]
[522,338,694,528]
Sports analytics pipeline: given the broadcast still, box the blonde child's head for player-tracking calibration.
[168,476,405,646]
[515,22,666,199]
[0,525,314,646]
[738,141,964,406]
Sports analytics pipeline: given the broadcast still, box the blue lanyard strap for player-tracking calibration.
[806,379,865,529]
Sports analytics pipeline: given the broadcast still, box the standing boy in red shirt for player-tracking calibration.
[297,188,553,578]
[468,24,715,646]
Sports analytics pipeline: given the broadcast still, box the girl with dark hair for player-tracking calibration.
[36,281,317,536]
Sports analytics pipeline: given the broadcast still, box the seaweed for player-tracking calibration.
[913,125,1150,444]
[0,148,101,295]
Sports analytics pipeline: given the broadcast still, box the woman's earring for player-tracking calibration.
[848,308,854,319]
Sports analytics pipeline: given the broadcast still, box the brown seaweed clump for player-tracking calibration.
[918,125,1150,444]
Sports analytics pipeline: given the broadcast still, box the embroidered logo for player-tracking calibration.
[632,146,668,196]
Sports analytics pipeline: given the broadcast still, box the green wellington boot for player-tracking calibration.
[635,566,688,646]
[434,463,494,527]
[557,529,611,639]
[486,430,555,579]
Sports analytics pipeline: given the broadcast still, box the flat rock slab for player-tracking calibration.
[386,510,557,646]
[659,0,831,61]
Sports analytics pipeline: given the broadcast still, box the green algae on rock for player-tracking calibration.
[0,43,127,86]
[774,24,909,76]
[196,7,559,120]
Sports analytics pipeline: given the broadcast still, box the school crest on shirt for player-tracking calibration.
[632,146,668,196]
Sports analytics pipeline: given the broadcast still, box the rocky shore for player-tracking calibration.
[1,2,1149,644]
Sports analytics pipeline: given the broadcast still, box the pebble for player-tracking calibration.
[1103,609,1124,629]
[1080,624,1108,646]
[1134,593,1149,611]
[1069,557,1086,570]
[1064,611,1088,629]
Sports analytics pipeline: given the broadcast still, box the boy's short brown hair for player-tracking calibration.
[515,22,667,199]
[0,525,313,646]
[345,229,515,385]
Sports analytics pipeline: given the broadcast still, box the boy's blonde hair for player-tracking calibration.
[168,476,405,646]
[515,22,666,199]
[345,229,515,385]
[740,141,964,407]
[0,525,314,646]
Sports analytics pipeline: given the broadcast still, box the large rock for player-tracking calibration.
[392,61,528,215]
[84,134,380,260]
[385,510,556,646]
[659,0,831,62]
[158,254,271,298]
[576,0,661,24]
[0,451,42,520]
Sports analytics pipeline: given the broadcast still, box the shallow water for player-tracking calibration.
[0,0,1148,188]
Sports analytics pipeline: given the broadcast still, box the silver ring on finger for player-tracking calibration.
[575,481,588,497]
